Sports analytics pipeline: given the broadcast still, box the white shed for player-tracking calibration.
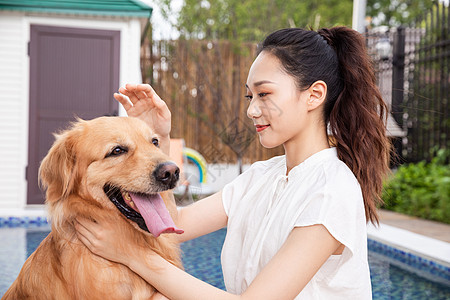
[0,0,152,209]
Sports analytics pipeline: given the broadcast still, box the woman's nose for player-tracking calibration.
[247,100,262,119]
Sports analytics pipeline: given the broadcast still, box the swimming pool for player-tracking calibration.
[1,219,449,299]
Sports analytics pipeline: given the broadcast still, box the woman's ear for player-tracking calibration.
[307,80,327,111]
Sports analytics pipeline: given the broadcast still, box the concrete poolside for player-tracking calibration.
[1,207,449,268]
[368,209,450,268]
[378,210,450,243]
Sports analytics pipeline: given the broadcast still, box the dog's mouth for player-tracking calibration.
[104,185,184,237]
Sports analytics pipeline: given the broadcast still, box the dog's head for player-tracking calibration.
[39,117,183,237]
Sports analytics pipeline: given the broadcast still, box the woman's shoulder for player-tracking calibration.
[302,148,358,186]
[248,155,286,172]
[289,149,361,197]
[322,158,359,187]
[314,158,363,207]
[225,155,285,190]
[288,148,356,183]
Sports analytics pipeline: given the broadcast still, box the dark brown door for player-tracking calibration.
[27,25,120,205]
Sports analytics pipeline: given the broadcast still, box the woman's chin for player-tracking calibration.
[258,136,282,149]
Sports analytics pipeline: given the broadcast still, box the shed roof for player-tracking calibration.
[0,0,152,18]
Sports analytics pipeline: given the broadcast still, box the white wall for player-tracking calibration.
[0,11,144,210]
[0,13,28,209]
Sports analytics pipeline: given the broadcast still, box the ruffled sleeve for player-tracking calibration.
[293,160,366,256]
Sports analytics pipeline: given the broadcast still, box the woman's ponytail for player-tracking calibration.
[260,27,392,224]
[318,27,391,224]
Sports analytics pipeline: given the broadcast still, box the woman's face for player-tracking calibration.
[246,51,311,149]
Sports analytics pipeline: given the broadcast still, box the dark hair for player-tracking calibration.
[258,27,391,224]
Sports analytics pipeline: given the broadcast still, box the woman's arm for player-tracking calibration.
[127,224,341,300]
[76,218,341,300]
[175,191,227,243]
[241,224,342,299]
[75,191,228,260]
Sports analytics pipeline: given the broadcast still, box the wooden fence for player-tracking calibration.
[141,39,284,164]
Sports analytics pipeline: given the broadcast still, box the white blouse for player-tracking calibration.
[221,148,372,299]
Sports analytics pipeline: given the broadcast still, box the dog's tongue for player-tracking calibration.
[129,192,184,237]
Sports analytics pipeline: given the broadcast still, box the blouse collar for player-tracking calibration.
[282,147,338,178]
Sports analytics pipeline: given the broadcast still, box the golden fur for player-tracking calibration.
[2,117,182,300]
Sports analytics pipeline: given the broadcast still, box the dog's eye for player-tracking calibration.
[107,146,128,158]
[152,138,159,148]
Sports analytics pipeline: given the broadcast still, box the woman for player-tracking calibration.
[76,26,391,299]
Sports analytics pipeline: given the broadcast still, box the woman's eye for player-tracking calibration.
[107,146,128,157]
[258,93,268,98]
[244,95,252,101]
[152,138,159,147]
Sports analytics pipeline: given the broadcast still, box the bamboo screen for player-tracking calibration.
[142,39,284,165]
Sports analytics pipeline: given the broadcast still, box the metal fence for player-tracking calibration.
[368,1,449,163]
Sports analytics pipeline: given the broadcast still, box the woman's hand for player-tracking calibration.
[114,84,171,139]
[75,217,171,299]
[75,216,145,265]
[114,83,172,154]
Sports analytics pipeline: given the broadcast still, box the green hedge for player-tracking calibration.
[382,149,450,224]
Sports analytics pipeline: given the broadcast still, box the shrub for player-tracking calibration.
[382,148,450,224]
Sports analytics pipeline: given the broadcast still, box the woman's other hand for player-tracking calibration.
[114,83,172,154]
[114,84,171,137]
[75,217,171,299]
[75,216,147,265]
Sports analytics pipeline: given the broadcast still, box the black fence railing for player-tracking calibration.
[367,1,449,164]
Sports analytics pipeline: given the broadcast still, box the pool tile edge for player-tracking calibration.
[368,223,450,268]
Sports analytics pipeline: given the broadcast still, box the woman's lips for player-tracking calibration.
[255,125,270,132]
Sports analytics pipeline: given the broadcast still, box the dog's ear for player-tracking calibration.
[39,123,83,202]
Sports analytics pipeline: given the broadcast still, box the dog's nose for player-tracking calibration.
[153,162,180,188]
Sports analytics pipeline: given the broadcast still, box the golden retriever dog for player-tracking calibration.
[2,117,183,300]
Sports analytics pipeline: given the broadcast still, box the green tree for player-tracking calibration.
[366,0,434,27]
[158,0,353,42]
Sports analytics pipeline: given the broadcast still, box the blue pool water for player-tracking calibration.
[1,222,449,299]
